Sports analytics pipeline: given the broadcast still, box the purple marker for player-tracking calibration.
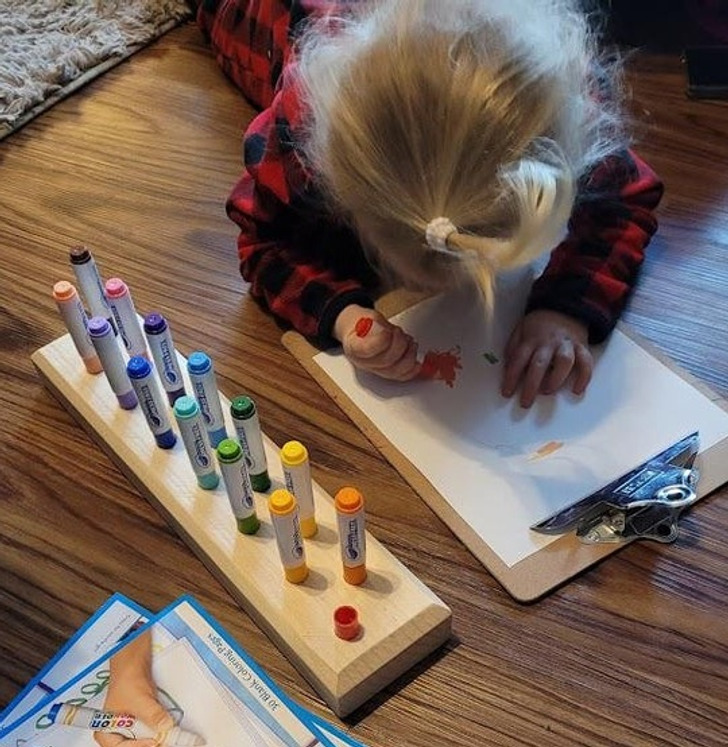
[143,313,186,405]
[126,357,177,449]
[87,317,138,410]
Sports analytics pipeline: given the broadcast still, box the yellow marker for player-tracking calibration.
[268,489,308,584]
[335,487,367,585]
[280,440,317,537]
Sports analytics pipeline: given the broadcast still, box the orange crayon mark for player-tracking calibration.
[419,347,462,388]
[528,440,564,461]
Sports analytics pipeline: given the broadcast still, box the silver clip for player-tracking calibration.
[532,432,701,545]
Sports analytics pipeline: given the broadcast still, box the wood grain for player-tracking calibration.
[1,22,727,747]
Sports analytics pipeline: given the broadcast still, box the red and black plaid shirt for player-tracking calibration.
[199,0,664,347]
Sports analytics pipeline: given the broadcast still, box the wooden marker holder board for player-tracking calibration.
[31,333,452,717]
[282,291,728,603]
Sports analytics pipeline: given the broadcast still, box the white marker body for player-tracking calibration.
[146,324,185,395]
[337,507,367,569]
[233,407,268,476]
[128,368,172,436]
[51,703,203,746]
[219,456,256,520]
[175,409,217,481]
[88,321,136,400]
[55,290,96,361]
[282,458,315,527]
[270,507,306,570]
[107,283,147,358]
[71,254,111,320]
[189,368,226,437]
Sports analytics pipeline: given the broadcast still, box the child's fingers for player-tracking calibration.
[541,340,575,394]
[501,342,534,398]
[518,347,553,408]
[571,344,593,395]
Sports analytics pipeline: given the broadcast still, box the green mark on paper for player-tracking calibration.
[482,351,499,364]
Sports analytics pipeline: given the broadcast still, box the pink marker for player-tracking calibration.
[52,281,103,374]
[105,277,148,359]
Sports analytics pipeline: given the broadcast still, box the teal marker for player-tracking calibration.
[216,439,260,535]
[230,395,271,491]
[173,396,219,490]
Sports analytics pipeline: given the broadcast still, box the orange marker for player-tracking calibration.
[354,317,373,337]
[268,489,308,584]
[52,281,103,374]
[334,487,367,585]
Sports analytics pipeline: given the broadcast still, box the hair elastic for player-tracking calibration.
[425,217,458,253]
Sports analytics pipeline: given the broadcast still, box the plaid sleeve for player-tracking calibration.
[526,149,664,343]
[226,68,375,346]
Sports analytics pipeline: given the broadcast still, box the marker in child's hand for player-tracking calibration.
[355,316,374,338]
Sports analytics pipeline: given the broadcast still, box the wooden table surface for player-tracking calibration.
[1,22,727,747]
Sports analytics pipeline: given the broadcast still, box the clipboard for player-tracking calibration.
[282,290,728,602]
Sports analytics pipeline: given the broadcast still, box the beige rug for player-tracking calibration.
[0,0,193,141]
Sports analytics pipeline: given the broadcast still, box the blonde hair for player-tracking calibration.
[296,0,625,305]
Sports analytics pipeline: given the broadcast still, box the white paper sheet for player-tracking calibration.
[313,278,728,567]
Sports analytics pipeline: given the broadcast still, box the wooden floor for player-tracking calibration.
[2,20,728,747]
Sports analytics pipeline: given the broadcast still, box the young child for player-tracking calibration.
[198,0,663,407]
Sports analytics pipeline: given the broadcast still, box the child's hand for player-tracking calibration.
[502,309,593,408]
[334,305,421,381]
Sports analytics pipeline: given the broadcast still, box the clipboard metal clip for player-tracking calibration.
[531,432,700,545]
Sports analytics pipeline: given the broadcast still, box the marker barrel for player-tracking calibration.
[126,357,177,449]
[87,317,138,410]
[230,395,270,491]
[52,281,103,374]
[335,487,367,585]
[143,312,186,405]
[173,395,219,489]
[48,703,204,746]
[105,277,148,359]
[69,246,115,333]
[280,440,317,537]
[187,351,227,448]
[268,489,308,583]
[216,438,260,534]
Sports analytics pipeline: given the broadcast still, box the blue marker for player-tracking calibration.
[143,312,186,405]
[87,317,138,410]
[173,396,219,489]
[186,351,227,448]
[126,357,177,449]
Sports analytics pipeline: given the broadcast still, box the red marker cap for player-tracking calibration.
[355,317,373,338]
[334,605,361,640]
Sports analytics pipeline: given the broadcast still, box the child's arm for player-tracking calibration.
[525,149,664,342]
[226,75,377,347]
[502,149,663,406]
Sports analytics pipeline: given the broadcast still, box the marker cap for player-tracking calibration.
[230,395,255,419]
[69,246,91,264]
[334,605,361,641]
[143,312,167,334]
[217,439,242,462]
[187,351,212,375]
[104,277,128,298]
[52,280,76,302]
[126,356,152,379]
[280,440,308,467]
[269,489,296,516]
[335,487,364,513]
[173,395,199,419]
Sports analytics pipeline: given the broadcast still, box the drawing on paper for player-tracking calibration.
[527,441,564,461]
[420,347,462,388]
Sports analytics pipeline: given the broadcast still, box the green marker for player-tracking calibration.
[216,439,260,535]
[230,396,271,491]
